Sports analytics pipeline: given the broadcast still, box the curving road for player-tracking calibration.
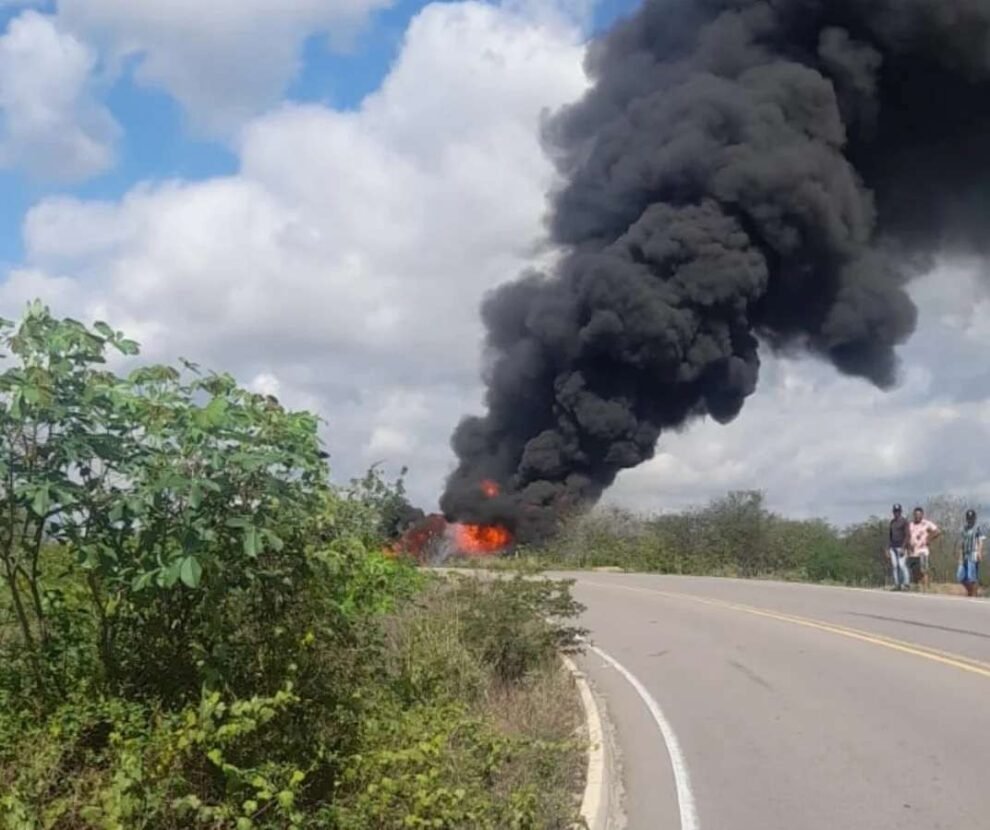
[562,573,990,830]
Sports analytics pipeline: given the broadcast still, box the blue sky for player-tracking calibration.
[0,0,639,266]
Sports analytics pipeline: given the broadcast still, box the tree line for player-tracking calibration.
[529,490,984,589]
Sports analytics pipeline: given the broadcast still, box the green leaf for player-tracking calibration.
[179,556,203,589]
[262,530,284,552]
[131,572,156,592]
[31,485,50,516]
[203,396,228,425]
[118,339,140,356]
[161,559,182,589]
[243,527,261,558]
[93,321,114,339]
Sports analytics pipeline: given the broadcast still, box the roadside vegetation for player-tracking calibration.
[518,491,984,590]
[0,303,585,829]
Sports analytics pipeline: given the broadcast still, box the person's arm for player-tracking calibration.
[928,521,941,542]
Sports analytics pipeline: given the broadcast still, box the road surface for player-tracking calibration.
[561,573,990,830]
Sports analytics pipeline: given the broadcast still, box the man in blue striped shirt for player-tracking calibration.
[956,509,985,598]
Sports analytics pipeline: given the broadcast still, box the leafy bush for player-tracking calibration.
[332,702,565,830]
[0,548,423,828]
[0,304,585,829]
[335,575,585,830]
[386,575,586,702]
[453,575,586,685]
[0,303,333,705]
[0,687,309,829]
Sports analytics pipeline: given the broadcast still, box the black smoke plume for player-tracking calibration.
[442,0,990,540]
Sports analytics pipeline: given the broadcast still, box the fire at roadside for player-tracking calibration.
[388,480,513,565]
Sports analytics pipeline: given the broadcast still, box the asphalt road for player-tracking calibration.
[561,573,990,830]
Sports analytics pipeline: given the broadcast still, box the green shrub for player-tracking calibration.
[332,702,570,830]
[0,304,588,830]
[333,575,585,830]
[452,576,585,685]
[386,574,586,703]
[1,571,586,830]
[385,594,488,704]
[0,686,310,829]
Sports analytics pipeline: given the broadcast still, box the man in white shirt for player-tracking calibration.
[907,506,940,591]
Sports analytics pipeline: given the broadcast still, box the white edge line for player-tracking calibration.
[562,654,608,830]
[587,643,700,830]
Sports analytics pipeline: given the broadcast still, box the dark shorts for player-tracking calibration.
[906,556,927,580]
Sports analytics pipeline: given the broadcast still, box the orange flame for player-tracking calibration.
[480,479,499,498]
[388,514,448,563]
[453,523,512,555]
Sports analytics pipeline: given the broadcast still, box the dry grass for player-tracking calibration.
[481,662,587,826]
[483,661,583,739]
[374,577,588,828]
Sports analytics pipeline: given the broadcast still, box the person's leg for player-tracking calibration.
[921,552,930,591]
[897,549,910,588]
[889,548,904,589]
[960,560,978,597]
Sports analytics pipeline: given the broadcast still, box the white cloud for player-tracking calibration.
[54,0,395,133]
[9,1,588,507]
[0,11,118,181]
[8,0,987,526]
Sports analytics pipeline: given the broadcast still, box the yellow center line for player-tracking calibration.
[581,581,990,680]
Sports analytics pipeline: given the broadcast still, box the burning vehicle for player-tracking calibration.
[389,480,513,565]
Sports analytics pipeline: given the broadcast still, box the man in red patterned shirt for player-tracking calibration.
[907,506,940,591]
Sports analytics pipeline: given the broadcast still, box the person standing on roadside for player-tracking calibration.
[888,504,910,591]
[956,509,985,598]
[907,506,940,591]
